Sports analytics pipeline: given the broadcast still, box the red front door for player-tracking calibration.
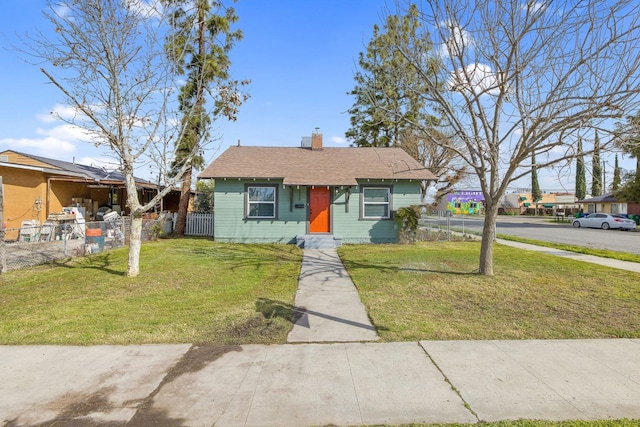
[309,188,331,233]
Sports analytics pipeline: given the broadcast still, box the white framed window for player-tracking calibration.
[361,187,391,219]
[246,185,277,219]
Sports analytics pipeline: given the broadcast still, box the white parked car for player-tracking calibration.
[572,213,637,230]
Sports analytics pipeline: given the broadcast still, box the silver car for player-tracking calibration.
[572,213,637,230]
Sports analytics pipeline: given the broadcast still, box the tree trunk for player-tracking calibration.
[174,167,192,236]
[478,203,499,276]
[0,177,6,274]
[127,214,143,277]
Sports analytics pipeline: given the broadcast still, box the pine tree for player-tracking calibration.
[531,153,542,212]
[575,138,587,200]
[346,4,435,147]
[591,132,602,196]
[165,0,248,236]
[611,155,622,192]
[347,5,467,203]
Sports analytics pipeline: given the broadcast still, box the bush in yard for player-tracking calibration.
[394,205,421,242]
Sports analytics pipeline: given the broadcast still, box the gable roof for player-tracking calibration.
[199,146,438,186]
[1,150,152,186]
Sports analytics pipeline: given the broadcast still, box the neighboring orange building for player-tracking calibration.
[0,150,182,229]
[500,191,579,215]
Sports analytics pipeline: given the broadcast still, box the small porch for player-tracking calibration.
[296,234,343,249]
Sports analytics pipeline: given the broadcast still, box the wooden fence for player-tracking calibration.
[173,213,214,237]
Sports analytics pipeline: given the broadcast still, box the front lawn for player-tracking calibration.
[0,239,302,345]
[3,239,640,345]
[338,242,640,341]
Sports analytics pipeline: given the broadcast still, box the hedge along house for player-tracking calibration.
[198,131,437,248]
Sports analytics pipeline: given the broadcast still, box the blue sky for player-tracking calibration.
[0,1,632,193]
[0,0,388,171]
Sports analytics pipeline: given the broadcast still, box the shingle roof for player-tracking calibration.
[577,193,619,204]
[5,150,152,185]
[199,146,438,186]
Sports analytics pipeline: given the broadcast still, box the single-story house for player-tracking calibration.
[578,193,640,215]
[500,192,579,215]
[198,132,437,246]
[0,150,183,229]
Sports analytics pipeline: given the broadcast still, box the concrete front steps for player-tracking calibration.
[296,234,343,249]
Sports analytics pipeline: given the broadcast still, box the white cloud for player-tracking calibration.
[523,1,546,14]
[127,0,163,19]
[0,136,76,157]
[449,63,501,96]
[77,156,119,171]
[36,104,80,123]
[438,21,473,58]
[0,107,93,158]
[331,136,346,145]
[53,4,70,18]
[36,123,90,142]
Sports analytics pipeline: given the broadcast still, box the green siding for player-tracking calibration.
[214,179,307,243]
[333,180,422,243]
[214,179,423,244]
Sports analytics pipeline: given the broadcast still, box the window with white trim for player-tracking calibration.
[362,187,391,219]
[247,185,277,218]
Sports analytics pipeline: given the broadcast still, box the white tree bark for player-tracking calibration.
[127,215,143,277]
[24,0,233,277]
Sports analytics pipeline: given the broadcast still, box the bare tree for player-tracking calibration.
[26,0,229,276]
[398,127,468,204]
[391,0,640,275]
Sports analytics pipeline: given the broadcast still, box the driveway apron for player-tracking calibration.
[287,249,379,342]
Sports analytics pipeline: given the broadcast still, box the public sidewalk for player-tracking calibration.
[2,340,640,426]
[496,238,640,273]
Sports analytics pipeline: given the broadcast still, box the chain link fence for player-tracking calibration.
[417,210,481,242]
[0,214,173,273]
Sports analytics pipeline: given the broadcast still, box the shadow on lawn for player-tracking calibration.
[255,298,302,324]
[53,252,125,276]
[46,239,301,277]
[182,240,303,271]
[339,258,479,276]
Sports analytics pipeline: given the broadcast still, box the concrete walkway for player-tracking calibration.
[287,249,379,343]
[496,238,640,273]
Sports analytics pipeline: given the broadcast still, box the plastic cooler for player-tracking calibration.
[85,228,105,253]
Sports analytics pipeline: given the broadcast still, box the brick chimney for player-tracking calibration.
[311,128,323,151]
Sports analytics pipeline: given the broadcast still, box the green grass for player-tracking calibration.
[0,239,303,345]
[381,421,640,427]
[4,238,640,345]
[496,234,640,263]
[338,241,640,341]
